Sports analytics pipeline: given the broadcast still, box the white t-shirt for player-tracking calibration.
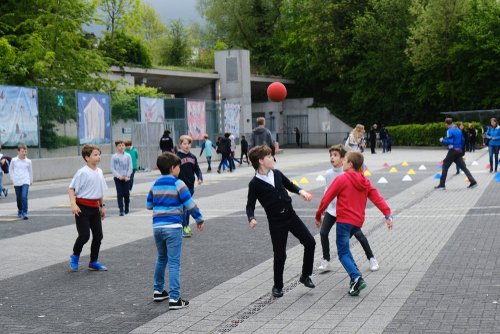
[69,165,108,199]
[9,156,33,186]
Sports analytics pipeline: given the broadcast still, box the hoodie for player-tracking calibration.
[251,127,275,155]
[315,170,390,227]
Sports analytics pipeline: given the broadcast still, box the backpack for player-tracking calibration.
[1,156,11,173]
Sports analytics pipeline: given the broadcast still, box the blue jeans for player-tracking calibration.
[0,172,4,198]
[182,188,194,228]
[153,227,183,300]
[336,222,361,281]
[14,184,29,215]
[488,145,499,172]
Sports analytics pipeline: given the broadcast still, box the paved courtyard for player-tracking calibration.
[0,147,499,333]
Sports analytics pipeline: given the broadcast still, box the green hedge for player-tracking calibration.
[386,122,483,147]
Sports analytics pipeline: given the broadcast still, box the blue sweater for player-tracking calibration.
[146,175,203,228]
[441,125,464,150]
[485,126,500,146]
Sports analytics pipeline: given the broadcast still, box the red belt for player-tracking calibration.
[76,198,100,208]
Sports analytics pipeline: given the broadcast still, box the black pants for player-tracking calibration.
[370,140,376,153]
[320,212,374,261]
[269,212,316,289]
[240,150,249,164]
[129,169,136,191]
[439,149,476,186]
[73,205,103,262]
[114,177,130,212]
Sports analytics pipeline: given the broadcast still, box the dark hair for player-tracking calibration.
[444,117,453,125]
[115,140,125,146]
[329,144,347,158]
[81,144,101,161]
[224,132,230,138]
[157,152,181,175]
[164,129,171,135]
[346,151,364,172]
[248,145,272,170]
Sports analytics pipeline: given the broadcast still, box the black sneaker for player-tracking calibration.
[467,182,478,189]
[299,275,315,288]
[272,287,283,297]
[434,185,446,190]
[153,290,169,302]
[169,298,189,310]
[349,277,366,296]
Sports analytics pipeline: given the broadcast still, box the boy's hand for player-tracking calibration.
[315,219,322,228]
[100,207,106,220]
[386,216,393,230]
[249,218,257,229]
[299,190,313,201]
[196,222,204,231]
[197,179,203,185]
[71,204,81,216]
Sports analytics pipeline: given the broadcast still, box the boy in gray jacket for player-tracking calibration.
[111,140,133,216]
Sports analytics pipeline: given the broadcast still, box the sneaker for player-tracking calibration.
[183,226,192,238]
[272,287,283,298]
[349,277,367,296]
[124,209,129,214]
[318,259,331,272]
[434,185,446,190]
[369,257,379,271]
[153,290,169,302]
[69,255,79,271]
[119,211,124,216]
[22,214,28,220]
[169,298,189,310]
[88,261,108,271]
[467,182,478,189]
[217,169,221,174]
[2,188,7,197]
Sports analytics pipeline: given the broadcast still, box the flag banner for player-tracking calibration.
[224,103,240,138]
[77,92,111,144]
[0,85,39,146]
[140,97,164,123]
[186,100,206,140]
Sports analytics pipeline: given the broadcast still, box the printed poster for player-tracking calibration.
[224,103,240,138]
[140,97,164,123]
[186,100,205,140]
[0,85,39,146]
[77,92,111,144]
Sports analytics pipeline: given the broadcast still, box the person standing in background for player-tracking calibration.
[9,144,33,219]
[160,130,174,153]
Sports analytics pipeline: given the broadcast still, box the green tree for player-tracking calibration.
[98,31,152,67]
[98,0,141,37]
[159,20,192,66]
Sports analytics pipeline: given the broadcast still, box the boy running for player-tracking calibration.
[315,151,393,296]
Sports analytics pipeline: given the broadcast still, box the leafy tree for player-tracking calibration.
[159,20,192,66]
[98,31,152,67]
[98,0,141,37]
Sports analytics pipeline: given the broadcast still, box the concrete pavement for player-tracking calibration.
[1,147,499,333]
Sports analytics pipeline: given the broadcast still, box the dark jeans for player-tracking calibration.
[439,149,476,186]
[382,139,388,153]
[370,140,376,153]
[206,156,212,170]
[488,145,500,172]
[73,205,103,262]
[269,212,316,289]
[129,169,136,191]
[114,177,130,213]
[240,150,249,164]
[320,212,374,261]
[182,188,194,228]
[14,184,29,215]
[218,154,232,171]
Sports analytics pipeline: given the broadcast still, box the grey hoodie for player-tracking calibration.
[250,127,275,154]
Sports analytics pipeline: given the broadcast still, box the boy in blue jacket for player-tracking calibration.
[435,117,477,190]
[147,152,204,310]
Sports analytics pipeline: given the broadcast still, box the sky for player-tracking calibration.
[143,0,204,25]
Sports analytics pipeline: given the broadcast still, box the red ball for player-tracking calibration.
[267,82,287,102]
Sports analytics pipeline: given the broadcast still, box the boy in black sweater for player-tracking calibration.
[176,135,203,237]
[246,145,316,298]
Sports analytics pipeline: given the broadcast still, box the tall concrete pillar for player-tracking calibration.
[214,50,252,135]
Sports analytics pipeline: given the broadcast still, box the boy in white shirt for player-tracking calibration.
[68,144,108,271]
[9,144,33,219]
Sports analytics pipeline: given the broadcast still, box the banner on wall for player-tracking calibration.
[186,100,206,140]
[77,92,111,145]
[224,103,240,138]
[0,85,39,146]
[140,97,164,123]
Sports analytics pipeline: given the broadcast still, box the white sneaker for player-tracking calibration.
[369,257,379,271]
[318,259,331,272]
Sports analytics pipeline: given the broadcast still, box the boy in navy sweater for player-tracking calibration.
[147,152,204,310]
[246,145,316,298]
[176,135,203,237]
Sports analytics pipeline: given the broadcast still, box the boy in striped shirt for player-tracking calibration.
[146,152,204,310]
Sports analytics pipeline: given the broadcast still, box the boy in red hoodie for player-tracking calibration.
[315,151,393,296]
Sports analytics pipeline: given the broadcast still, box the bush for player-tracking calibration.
[386,122,483,147]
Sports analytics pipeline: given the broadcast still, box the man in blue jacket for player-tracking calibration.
[435,117,477,190]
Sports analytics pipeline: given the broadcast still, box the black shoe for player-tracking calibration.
[272,287,283,297]
[299,275,315,288]
[169,298,189,310]
[119,211,124,216]
[349,277,366,296]
[217,169,221,174]
[124,209,129,214]
[434,185,446,190]
[153,290,169,302]
[455,171,460,175]
[467,182,478,189]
